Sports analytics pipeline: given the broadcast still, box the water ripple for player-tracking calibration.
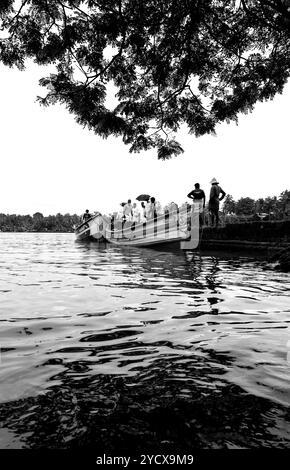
[0,233,290,449]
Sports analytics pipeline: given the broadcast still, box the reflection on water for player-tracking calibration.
[0,233,290,449]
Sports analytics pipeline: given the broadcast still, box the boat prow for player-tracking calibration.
[74,213,108,242]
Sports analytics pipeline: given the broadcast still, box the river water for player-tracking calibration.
[0,232,290,450]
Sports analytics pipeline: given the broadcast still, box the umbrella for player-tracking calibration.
[136,194,150,202]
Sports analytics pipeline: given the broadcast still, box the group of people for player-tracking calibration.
[120,178,225,227]
[187,178,226,226]
[120,197,157,223]
[81,178,225,229]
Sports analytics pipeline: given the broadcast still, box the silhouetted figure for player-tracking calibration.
[208,178,226,227]
[82,209,92,222]
[187,183,206,225]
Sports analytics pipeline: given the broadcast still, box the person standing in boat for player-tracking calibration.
[132,202,140,223]
[146,197,157,220]
[187,183,206,225]
[117,203,125,221]
[208,178,226,227]
[140,202,147,223]
[82,209,92,222]
[123,199,133,221]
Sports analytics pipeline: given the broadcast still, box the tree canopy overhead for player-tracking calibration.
[1,0,290,159]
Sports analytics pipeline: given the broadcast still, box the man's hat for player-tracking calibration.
[210,178,219,184]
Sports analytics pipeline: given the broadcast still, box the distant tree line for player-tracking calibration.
[1,190,290,232]
[0,212,80,232]
[222,190,290,220]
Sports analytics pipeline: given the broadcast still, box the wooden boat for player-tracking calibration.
[104,211,189,246]
[74,212,106,242]
[108,206,201,248]
[75,206,200,249]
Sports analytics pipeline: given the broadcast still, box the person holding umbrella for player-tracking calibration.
[136,202,145,222]
[136,194,151,222]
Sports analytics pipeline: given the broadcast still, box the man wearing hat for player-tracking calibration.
[208,178,226,227]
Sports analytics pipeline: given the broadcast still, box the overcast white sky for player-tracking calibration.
[0,63,289,216]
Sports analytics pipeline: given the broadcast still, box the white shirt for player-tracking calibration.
[140,206,146,222]
[145,202,155,219]
[132,206,140,222]
[123,203,133,220]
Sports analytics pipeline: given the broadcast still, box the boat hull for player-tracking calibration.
[75,207,198,249]
[74,214,107,242]
[104,209,194,248]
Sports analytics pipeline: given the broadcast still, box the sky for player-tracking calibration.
[0,62,289,216]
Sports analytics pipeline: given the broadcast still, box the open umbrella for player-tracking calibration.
[136,194,150,202]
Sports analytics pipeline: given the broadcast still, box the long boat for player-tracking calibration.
[75,206,199,248]
[104,210,190,247]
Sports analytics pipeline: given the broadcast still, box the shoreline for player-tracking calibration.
[1,220,290,250]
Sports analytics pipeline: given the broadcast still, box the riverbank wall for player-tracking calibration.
[200,220,290,252]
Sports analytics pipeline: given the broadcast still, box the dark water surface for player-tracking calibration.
[0,233,290,450]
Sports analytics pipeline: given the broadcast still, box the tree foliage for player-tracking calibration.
[0,212,80,231]
[222,194,236,214]
[1,0,290,158]
[222,190,290,218]
[235,197,256,215]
